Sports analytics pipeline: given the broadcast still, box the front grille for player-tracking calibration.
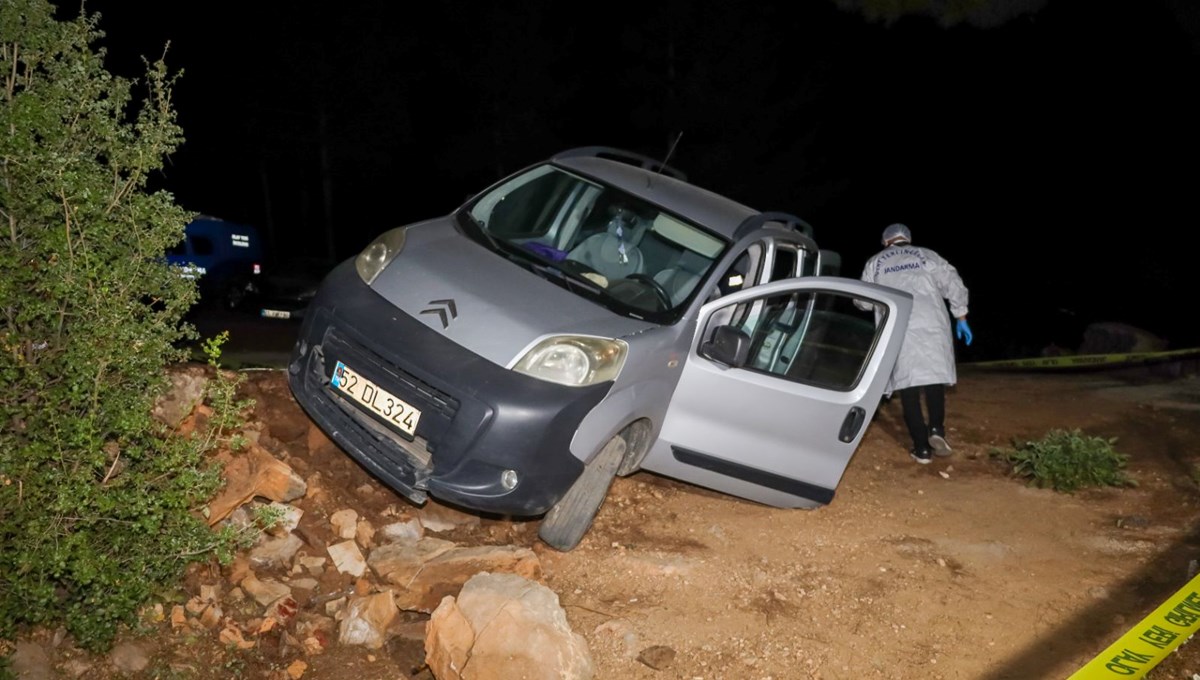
[323,327,459,422]
[304,326,465,479]
[300,358,430,497]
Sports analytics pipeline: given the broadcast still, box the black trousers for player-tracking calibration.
[897,384,946,451]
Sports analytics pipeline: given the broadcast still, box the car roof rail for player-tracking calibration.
[552,146,687,181]
[733,211,814,239]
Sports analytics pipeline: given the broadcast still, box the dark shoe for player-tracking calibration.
[911,447,933,465]
[929,428,952,457]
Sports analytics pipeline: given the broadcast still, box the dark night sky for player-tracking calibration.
[74,0,1200,359]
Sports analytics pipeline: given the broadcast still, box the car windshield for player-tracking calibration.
[459,164,728,323]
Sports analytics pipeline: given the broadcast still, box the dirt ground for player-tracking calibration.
[12,363,1200,680]
[537,366,1200,680]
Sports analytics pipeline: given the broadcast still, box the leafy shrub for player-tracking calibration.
[991,428,1136,493]
[0,0,244,651]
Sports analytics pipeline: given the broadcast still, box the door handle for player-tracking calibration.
[838,406,866,443]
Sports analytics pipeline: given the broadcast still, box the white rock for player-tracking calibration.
[249,533,304,570]
[356,519,376,547]
[288,577,319,591]
[425,573,593,680]
[241,575,293,606]
[379,519,424,545]
[296,555,327,576]
[339,591,399,649]
[151,369,208,428]
[264,502,304,534]
[109,642,152,674]
[328,540,367,577]
[199,584,220,603]
[417,502,480,533]
[330,509,359,540]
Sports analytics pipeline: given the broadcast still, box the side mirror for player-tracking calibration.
[700,325,751,369]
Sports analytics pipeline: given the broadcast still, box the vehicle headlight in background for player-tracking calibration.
[355,227,407,285]
[513,336,629,387]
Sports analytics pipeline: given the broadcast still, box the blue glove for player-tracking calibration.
[956,318,973,346]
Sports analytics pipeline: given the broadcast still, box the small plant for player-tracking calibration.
[991,428,1136,493]
[200,331,255,451]
[209,504,284,566]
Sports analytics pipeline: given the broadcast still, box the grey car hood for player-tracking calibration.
[369,218,657,366]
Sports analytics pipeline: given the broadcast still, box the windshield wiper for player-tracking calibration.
[479,235,603,297]
[464,213,504,253]
[510,256,602,296]
[463,216,604,297]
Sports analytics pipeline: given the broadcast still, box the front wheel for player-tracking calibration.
[537,435,626,552]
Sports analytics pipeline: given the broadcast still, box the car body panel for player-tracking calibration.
[369,217,656,367]
[566,323,686,462]
[288,260,603,516]
[641,277,912,508]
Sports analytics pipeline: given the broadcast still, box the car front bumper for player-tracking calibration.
[287,260,608,516]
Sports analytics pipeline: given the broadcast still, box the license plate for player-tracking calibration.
[331,361,421,437]
[261,309,291,319]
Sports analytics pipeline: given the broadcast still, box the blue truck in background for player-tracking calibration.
[167,216,264,310]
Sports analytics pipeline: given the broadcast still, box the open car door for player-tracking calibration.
[641,277,912,508]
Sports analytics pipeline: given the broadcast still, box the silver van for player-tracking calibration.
[288,148,912,550]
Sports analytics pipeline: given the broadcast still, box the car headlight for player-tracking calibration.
[513,336,629,387]
[355,227,407,285]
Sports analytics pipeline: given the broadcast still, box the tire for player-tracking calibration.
[615,419,652,477]
[537,435,626,552]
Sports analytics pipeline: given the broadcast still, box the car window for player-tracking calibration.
[720,250,752,294]
[770,245,797,281]
[460,164,728,324]
[800,248,820,277]
[711,244,760,298]
[190,236,214,256]
[706,289,884,391]
[483,169,578,240]
[769,243,819,280]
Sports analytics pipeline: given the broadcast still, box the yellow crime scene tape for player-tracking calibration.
[964,347,1200,371]
[1068,572,1200,678]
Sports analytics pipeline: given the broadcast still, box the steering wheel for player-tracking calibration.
[626,273,673,310]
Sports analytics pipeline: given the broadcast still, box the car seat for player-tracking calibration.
[653,250,710,306]
[566,207,647,280]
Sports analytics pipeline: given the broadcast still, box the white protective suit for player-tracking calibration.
[860,242,969,395]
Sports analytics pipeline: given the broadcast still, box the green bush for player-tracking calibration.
[0,0,241,651]
[991,428,1136,493]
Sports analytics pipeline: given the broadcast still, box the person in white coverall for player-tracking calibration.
[860,223,972,464]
